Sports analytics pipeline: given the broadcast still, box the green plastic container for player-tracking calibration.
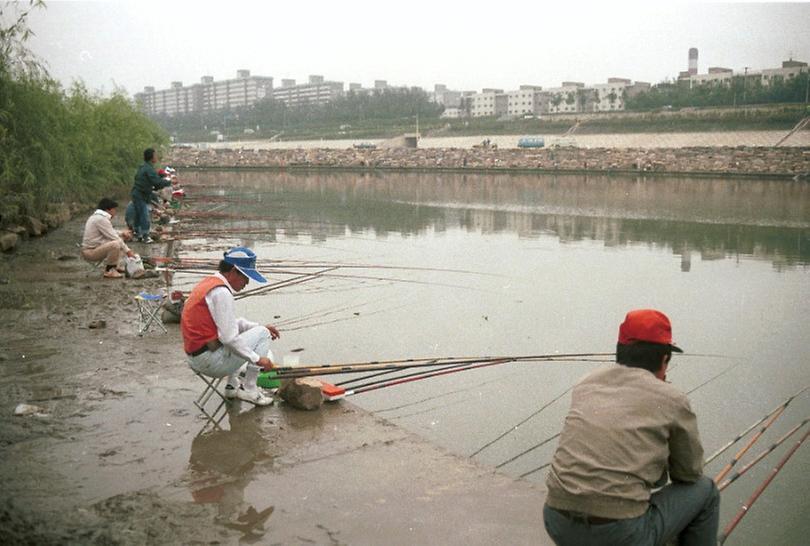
[257,370,281,389]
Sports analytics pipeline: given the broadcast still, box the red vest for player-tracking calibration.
[181,275,227,354]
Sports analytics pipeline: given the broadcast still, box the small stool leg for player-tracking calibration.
[193,372,228,433]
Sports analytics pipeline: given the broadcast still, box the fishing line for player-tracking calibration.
[482,385,576,464]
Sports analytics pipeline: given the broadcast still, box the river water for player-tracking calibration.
[180,169,810,545]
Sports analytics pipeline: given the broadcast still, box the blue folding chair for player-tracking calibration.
[135,291,167,335]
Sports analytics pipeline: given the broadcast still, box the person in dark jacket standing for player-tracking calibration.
[543,309,719,546]
[131,148,171,243]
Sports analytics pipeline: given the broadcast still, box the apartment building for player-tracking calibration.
[687,60,807,89]
[135,70,273,116]
[759,60,808,86]
[507,85,542,116]
[467,88,508,117]
[688,67,733,88]
[544,82,585,114]
[271,75,344,108]
[451,77,652,117]
[431,84,463,108]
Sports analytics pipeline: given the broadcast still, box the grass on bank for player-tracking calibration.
[169,104,808,144]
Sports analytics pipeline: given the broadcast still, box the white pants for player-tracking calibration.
[188,326,273,392]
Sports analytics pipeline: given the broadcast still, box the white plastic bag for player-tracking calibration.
[125,254,145,279]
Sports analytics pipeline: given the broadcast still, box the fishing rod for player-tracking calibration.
[685,361,743,395]
[161,261,493,295]
[149,255,495,277]
[336,361,451,387]
[717,428,810,545]
[705,385,809,466]
[340,357,612,391]
[713,402,789,484]
[234,267,338,300]
[283,352,615,371]
[276,357,514,380]
[272,353,614,379]
[717,416,809,492]
[279,303,413,332]
[519,456,555,479]
[341,360,503,391]
[342,358,515,395]
[340,358,613,403]
[473,384,576,459]
[276,299,379,328]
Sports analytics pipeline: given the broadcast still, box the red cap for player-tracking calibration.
[618,309,683,352]
[158,169,167,176]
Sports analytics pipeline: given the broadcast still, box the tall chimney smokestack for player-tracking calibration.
[689,48,698,75]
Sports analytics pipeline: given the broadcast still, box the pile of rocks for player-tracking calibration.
[1,203,81,252]
[168,146,810,178]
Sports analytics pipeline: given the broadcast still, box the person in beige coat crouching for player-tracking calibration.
[81,197,135,279]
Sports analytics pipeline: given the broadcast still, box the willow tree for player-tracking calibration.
[0,1,166,226]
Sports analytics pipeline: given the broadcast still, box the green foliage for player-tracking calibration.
[627,74,810,111]
[154,87,442,142]
[0,2,167,226]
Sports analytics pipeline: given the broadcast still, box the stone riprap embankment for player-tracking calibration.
[169,146,810,178]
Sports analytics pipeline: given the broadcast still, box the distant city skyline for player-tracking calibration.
[17,1,810,96]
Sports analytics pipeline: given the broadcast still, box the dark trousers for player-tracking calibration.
[130,194,150,239]
[543,476,720,546]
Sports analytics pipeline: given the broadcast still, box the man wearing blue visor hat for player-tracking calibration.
[181,247,280,406]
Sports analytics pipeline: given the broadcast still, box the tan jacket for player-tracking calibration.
[81,210,130,253]
[545,364,704,519]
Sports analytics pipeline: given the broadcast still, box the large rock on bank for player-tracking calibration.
[23,216,47,236]
[0,232,19,252]
[278,378,324,410]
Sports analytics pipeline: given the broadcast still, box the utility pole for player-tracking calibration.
[805,71,809,104]
[742,66,749,105]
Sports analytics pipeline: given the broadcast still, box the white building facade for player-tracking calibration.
[507,86,542,116]
[135,70,273,116]
[271,75,344,108]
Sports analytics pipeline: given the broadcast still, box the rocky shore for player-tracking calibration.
[169,145,810,178]
[0,202,79,253]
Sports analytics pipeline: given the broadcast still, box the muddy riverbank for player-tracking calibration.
[0,213,550,545]
[169,145,810,178]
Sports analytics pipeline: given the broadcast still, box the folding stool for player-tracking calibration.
[135,291,168,335]
[193,371,228,433]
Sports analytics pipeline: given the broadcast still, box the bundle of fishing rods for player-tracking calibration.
[269,350,807,544]
[152,255,494,302]
[707,385,809,544]
[271,351,615,396]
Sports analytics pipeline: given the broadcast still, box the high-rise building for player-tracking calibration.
[270,75,344,108]
[135,70,273,116]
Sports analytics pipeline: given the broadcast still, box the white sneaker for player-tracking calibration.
[224,384,239,399]
[228,385,273,406]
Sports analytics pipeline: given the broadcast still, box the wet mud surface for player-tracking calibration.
[0,216,549,544]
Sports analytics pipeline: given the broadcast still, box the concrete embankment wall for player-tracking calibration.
[169,146,810,179]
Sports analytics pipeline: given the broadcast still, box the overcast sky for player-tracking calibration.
[16,1,810,96]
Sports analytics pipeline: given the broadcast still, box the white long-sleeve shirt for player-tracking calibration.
[204,272,261,363]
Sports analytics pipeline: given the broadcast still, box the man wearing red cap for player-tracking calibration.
[543,309,719,546]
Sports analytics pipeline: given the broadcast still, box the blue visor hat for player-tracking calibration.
[223,247,267,284]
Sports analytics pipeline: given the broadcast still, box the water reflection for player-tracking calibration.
[188,407,274,540]
[184,170,810,268]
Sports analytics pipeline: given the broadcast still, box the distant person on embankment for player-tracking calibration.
[543,309,719,546]
[181,247,281,406]
[131,147,171,244]
[80,197,135,279]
